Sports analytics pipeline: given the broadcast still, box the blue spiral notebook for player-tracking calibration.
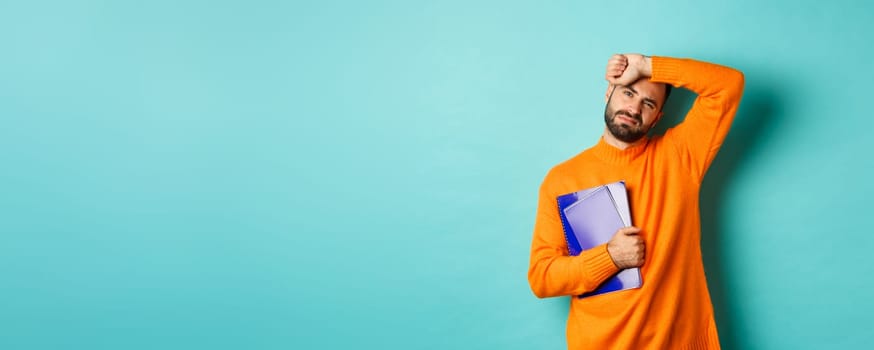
[557,181,642,298]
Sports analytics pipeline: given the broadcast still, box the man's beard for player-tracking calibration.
[604,104,649,143]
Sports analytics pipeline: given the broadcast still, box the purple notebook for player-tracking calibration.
[557,182,642,298]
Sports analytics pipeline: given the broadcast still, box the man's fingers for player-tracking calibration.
[620,226,641,235]
[606,53,626,76]
[607,55,627,73]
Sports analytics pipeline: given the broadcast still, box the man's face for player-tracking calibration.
[604,79,667,143]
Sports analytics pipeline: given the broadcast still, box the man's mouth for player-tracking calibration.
[615,113,640,126]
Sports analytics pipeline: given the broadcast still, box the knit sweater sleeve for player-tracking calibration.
[650,56,745,181]
[527,169,620,298]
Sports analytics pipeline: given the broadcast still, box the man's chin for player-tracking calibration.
[608,127,646,143]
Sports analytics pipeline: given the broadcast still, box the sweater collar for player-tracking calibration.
[592,135,649,164]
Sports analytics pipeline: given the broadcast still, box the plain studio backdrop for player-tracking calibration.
[1,1,872,349]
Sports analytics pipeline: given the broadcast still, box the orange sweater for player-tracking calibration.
[528,57,744,349]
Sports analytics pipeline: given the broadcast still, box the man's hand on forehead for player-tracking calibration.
[605,54,652,88]
[606,54,629,84]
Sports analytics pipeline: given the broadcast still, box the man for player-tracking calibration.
[527,54,744,349]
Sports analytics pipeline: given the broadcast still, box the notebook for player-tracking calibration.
[557,181,642,298]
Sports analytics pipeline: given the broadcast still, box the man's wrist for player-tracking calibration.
[639,55,653,78]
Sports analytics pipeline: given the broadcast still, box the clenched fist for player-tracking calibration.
[606,226,646,269]
[605,53,653,88]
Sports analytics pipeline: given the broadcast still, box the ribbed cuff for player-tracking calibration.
[650,56,684,85]
[579,244,621,288]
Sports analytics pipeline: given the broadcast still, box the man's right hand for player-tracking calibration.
[605,54,653,87]
[606,227,646,269]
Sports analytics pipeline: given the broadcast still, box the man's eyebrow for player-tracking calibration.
[623,85,660,107]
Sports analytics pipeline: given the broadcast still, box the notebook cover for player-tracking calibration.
[557,182,642,298]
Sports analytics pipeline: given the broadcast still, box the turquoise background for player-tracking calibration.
[2,1,872,349]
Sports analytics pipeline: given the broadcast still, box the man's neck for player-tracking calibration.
[602,128,646,150]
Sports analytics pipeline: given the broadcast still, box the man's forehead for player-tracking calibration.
[626,79,666,100]
[630,79,664,93]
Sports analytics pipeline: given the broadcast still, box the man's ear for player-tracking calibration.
[605,84,615,103]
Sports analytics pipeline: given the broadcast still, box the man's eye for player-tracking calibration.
[645,103,655,109]
[623,91,633,96]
